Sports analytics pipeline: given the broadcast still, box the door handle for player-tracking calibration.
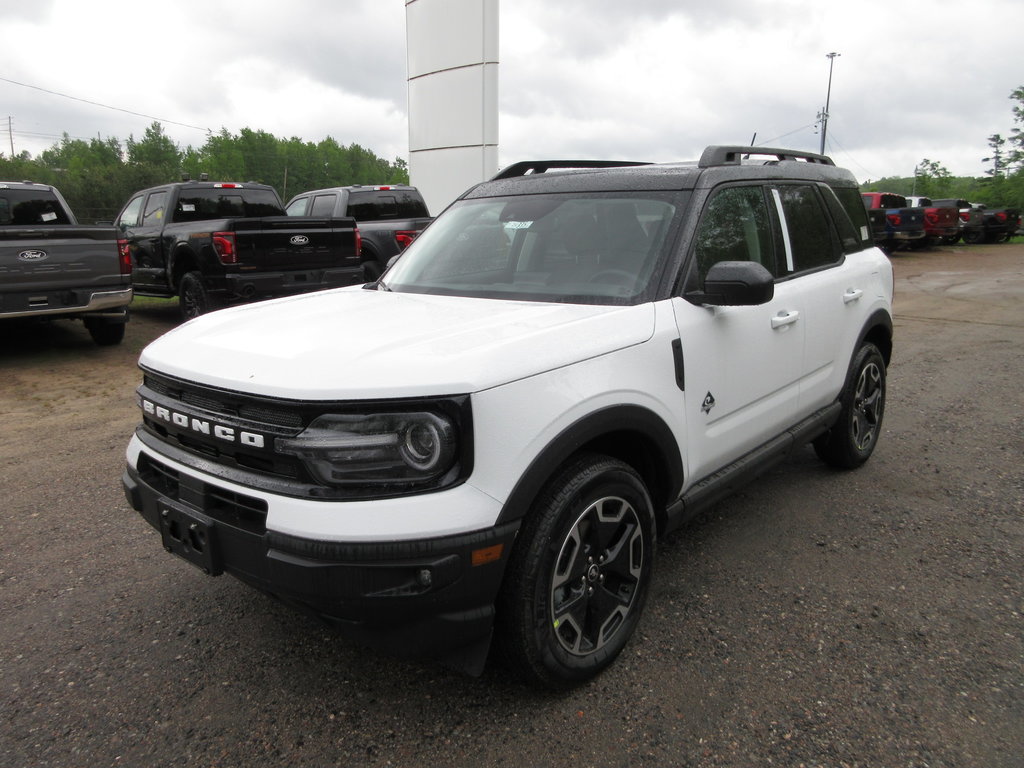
[771,310,800,329]
[843,288,864,304]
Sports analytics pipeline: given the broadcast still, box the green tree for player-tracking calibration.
[983,133,1007,178]
[913,158,952,197]
[125,122,182,188]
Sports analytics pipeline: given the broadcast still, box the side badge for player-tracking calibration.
[701,392,716,415]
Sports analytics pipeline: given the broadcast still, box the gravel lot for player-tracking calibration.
[2,243,1022,767]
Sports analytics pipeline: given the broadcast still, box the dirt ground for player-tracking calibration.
[1,243,1022,767]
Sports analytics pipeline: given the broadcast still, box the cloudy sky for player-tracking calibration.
[1,0,1020,183]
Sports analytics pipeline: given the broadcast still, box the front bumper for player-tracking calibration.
[122,447,518,673]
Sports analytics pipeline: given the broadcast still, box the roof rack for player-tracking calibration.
[699,146,834,168]
[491,160,652,180]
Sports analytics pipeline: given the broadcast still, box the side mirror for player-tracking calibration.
[690,261,774,306]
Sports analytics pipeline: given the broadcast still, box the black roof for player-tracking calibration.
[467,146,857,199]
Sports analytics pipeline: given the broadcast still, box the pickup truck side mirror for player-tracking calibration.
[688,261,775,306]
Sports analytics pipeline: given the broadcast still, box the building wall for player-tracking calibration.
[405,0,498,215]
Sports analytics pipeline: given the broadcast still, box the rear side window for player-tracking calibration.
[825,186,871,252]
[0,190,71,225]
[773,185,840,273]
[143,192,168,225]
[309,194,337,217]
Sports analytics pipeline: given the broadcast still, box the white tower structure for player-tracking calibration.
[405,0,499,215]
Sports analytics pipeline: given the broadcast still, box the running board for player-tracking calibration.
[664,401,842,534]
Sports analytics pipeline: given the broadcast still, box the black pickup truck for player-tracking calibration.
[117,179,363,319]
[1,181,131,345]
[971,203,1022,243]
[285,185,431,279]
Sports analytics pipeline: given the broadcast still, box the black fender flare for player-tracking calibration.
[168,245,200,292]
[854,308,893,366]
[494,404,684,531]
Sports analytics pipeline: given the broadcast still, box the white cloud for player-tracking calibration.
[1,0,1020,181]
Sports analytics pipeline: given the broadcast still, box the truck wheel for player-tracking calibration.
[962,229,984,245]
[814,342,886,469]
[362,260,382,282]
[941,234,960,245]
[497,454,656,688]
[179,271,211,320]
[85,319,125,346]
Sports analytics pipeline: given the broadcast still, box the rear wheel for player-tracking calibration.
[941,233,960,245]
[814,343,886,468]
[362,259,382,282]
[85,318,125,346]
[179,271,211,320]
[962,229,984,245]
[497,454,656,688]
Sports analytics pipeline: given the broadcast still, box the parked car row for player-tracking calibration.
[117,178,432,320]
[1,178,432,344]
[861,192,1021,252]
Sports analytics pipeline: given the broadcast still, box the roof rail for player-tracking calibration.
[491,160,652,180]
[699,146,835,168]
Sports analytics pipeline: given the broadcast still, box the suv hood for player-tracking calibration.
[140,288,655,399]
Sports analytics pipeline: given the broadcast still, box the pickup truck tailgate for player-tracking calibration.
[0,226,125,293]
[232,217,361,271]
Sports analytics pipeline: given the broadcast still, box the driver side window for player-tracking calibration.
[693,186,777,283]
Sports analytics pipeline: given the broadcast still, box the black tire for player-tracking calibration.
[85,319,125,346]
[814,343,886,469]
[361,259,382,282]
[962,229,984,245]
[941,234,961,245]
[496,454,656,688]
[179,271,211,321]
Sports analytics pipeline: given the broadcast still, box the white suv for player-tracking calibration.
[123,146,893,688]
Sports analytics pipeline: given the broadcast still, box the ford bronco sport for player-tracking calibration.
[123,146,893,688]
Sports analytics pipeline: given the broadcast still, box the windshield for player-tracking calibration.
[381,193,680,304]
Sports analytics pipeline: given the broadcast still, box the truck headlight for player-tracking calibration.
[275,411,459,487]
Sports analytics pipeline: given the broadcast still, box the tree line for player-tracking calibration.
[0,122,409,222]
[4,86,1024,221]
[863,86,1024,210]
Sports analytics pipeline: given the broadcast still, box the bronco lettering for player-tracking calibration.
[140,398,266,448]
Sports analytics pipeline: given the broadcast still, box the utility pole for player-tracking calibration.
[8,116,14,157]
[819,52,840,156]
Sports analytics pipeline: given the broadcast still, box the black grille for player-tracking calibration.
[143,372,303,429]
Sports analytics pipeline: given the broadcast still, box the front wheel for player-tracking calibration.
[496,455,656,688]
[814,343,886,468]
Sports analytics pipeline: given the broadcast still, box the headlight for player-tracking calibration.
[276,411,459,487]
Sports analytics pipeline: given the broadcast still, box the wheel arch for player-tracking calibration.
[856,309,893,366]
[495,404,684,534]
[168,245,200,292]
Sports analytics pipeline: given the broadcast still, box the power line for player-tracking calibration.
[0,76,212,134]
